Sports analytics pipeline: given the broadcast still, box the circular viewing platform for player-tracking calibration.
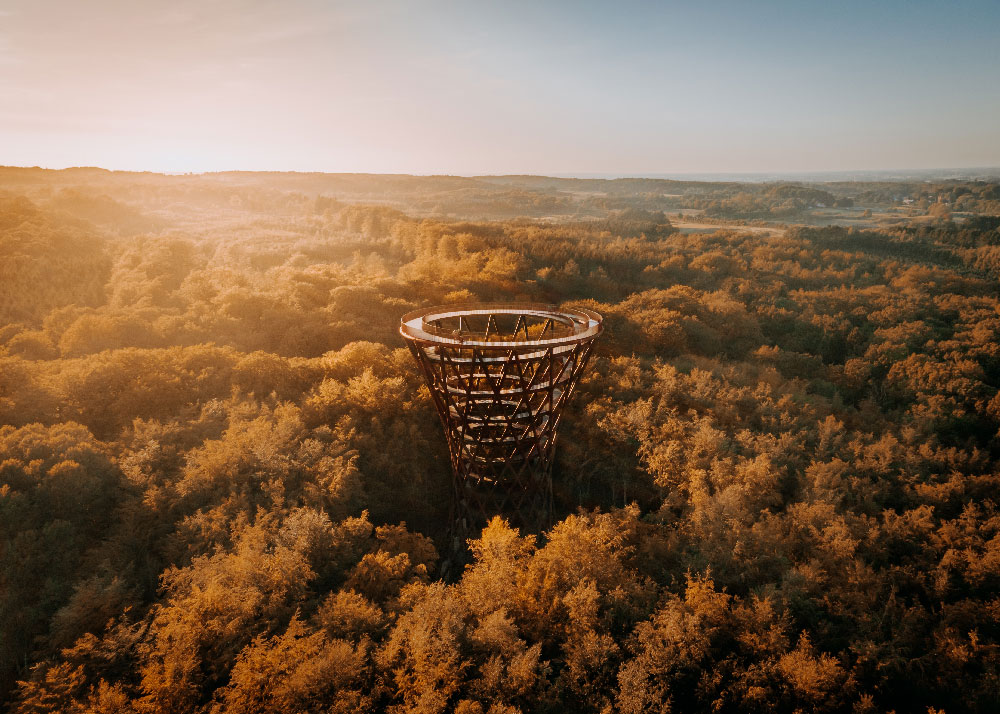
[399,302,602,349]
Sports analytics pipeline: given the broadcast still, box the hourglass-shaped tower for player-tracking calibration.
[400,303,602,533]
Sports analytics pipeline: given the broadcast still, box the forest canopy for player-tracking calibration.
[2,167,1000,713]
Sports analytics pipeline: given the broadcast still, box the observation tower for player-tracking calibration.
[400,302,603,535]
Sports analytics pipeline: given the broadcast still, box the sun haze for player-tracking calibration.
[1,0,998,174]
[6,3,1000,712]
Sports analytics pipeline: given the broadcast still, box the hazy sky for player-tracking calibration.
[1,0,998,175]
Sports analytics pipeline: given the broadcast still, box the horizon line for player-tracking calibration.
[2,163,1000,181]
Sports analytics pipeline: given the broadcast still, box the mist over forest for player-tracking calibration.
[2,166,1000,713]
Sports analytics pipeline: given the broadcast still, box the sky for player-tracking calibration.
[1,0,998,175]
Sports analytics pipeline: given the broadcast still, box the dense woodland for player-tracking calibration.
[2,167,1000,713]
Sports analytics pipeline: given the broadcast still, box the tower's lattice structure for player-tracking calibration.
[400,303,603,534]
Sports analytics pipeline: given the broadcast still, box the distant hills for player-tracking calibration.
[3,165,1000,184]
[548,167,1000,183]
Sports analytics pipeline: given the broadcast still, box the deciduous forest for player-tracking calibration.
[2,167,1000,713]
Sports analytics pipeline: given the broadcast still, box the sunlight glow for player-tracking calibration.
[1,0,998,174]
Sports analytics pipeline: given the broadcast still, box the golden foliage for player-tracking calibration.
[2,171,1000,712]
